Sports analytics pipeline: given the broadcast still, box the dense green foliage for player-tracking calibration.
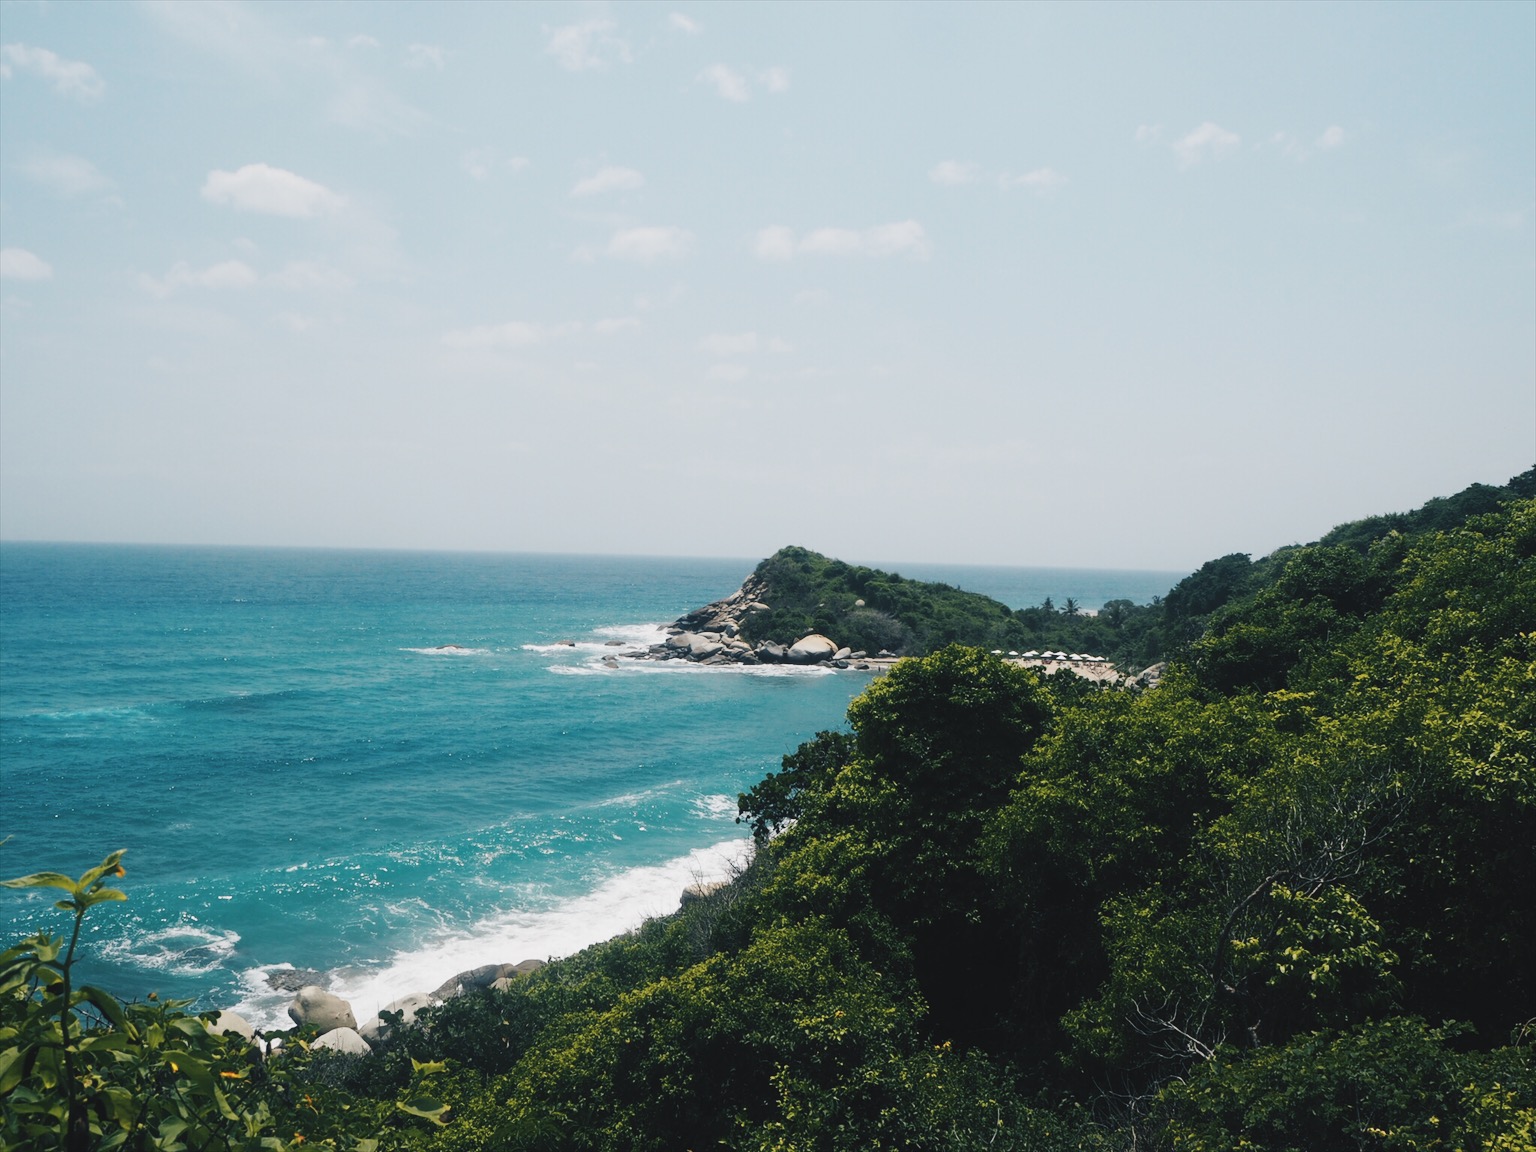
[6,475,1534,1148]
[741,469,1534,674]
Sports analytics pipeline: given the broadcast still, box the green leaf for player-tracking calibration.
[397,1097,451,1125]
[81,986,133,1034]
[0,1045,23,1095]
[0,871,80,894]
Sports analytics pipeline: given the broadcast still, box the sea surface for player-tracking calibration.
[0,544,1181,1028]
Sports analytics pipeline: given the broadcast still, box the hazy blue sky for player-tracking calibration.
[2,1,1531,570]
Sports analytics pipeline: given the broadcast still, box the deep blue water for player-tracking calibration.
[0,544,1180,1026]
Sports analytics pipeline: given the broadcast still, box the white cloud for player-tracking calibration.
[140,4,425,136]
[571,166,645,197]
[1000,167,1067,193]
[606,226,693,262]
[1135,124,1163,145]
[269,260,353,291]
[1173,121,1241,167]
[443,319,583,349]
[700,332,758,357]
[462,147,529,180]
[545,19,629,71]
[761,66,789,93]
[792,288,830,307]
[767,336,793,354]
[1271,125,1346,162]
[20,152,112,197]
[669,13,701,34]
[201,163,345,218]
[754,226,798,262]
[593,316,642,334]
[708,363,749,382]
[800,228,864,256]
[0,43,104,101]
[140,259,259,298]
[929,160,980,186]
[405,43,445,70]
[699,63,749,102]
[0,248,53,281]
[348,34,380,49]
[758,221,930,261]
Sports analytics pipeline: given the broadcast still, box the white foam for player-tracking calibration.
[101,917,240,977]
[232,838,752,1030]
[400,645,494,656]
[692,793,738,818]
[554,659,836,678]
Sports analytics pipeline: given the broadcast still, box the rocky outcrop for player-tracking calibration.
[623,571,896,672]
[287,986,357,1035]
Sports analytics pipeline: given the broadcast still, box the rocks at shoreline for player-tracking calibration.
[266,967,327,992]
[624,571,895,672]
[288,986,357,1035]
[215,880,736,1056]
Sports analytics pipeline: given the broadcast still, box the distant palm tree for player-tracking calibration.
[1062,598,1080,616]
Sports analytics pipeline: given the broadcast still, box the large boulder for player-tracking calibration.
[432,960,542,1000]
[204,1010,256,1045]
[756,641,787,663]
[680,881,728,907]
[787,634,838,663]
[312,1027,370,1055]
[359,992,436,1046]
[665,632,695,649]
[287,986,356,1036]
[688,635,724,659]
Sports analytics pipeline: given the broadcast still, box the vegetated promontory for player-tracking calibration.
[658,466,1536,675]
[4,468,1533,1151]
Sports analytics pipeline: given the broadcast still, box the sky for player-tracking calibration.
[1,1,1532,571]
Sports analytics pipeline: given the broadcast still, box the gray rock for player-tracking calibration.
[688,636,724,659]
[267,968,326,992]
[665,632,695,649]
[432,963,503,1000]
[288,986,357,1035]
[312,1027,370,1055]
[757,641,787,663]
[359,992,435,1045]
[680,881,728,907]
[204,1010,256,1045]
[833,647,851,661]
[604,639,625,646]
[787,634,838,663]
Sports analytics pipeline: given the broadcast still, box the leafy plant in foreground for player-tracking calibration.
[0,849,448,1151]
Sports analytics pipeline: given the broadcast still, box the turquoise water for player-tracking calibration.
[0,544,1180,1026]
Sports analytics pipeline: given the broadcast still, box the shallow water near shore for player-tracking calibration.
[0,544,1180,1027]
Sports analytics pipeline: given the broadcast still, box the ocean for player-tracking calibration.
[0,544,1182,1029]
